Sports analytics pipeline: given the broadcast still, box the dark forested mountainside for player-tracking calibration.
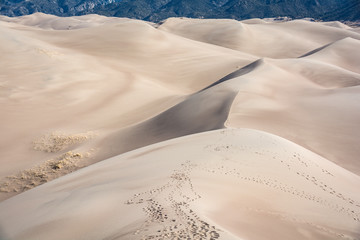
[0,0,359,21]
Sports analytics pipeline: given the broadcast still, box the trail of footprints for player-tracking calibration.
[125,130,359,239]
[203,137,360,225]
[125,161,221,240]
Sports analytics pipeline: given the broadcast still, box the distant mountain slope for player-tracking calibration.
[0,0,359,21]
[321,0,360,21]
[0,0,120,17]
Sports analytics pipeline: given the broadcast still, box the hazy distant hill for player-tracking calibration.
[0,0,359,21]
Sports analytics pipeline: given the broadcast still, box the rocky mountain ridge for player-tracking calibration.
[0,0,359,21]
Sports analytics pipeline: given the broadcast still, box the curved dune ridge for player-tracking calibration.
[0,13,360,240]
[1,129,360,240]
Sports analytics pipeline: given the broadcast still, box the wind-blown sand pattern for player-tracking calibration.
[0,150,93,197]
[32,131,95,153]
[0,13,359,240]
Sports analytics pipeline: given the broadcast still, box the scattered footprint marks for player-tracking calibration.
[202,140,360,223]
[125,132,360,239]
[244,207,357,240]
[125,161,220,240]
[295,170,360,214]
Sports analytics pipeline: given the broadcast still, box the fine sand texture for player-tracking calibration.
[0,129,359,240]
[0,14,359,240]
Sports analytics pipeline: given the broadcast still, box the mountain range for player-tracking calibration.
[0,0,359,21]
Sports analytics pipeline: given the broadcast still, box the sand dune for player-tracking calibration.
[0,14,253,181]
[225,56,360,174]
[301,37,360,74]
[0,14,360,239]
[158,18,360,58]
[0,12,134,30]
[1,129,359,240]
[94,78,239,162]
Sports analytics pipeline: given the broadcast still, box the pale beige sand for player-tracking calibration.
[224,49,360,174]
[0,14,360,240]
[0,129,359,240]
[158,18,360,58]
[0,14,254,193]
[157,17,360,174]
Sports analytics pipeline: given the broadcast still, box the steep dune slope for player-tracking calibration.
[224,54,360,174]
[0,129,359,240]
[95,78,240,160]
[300,37,360,74]
[0,15,360,240]
[0,14,254,184]
[96,45,360,174]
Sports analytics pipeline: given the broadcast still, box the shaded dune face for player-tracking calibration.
[0,14,360,240]
[97,81,239,160]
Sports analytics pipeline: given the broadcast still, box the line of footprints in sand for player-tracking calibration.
[203,141,360,223]
[125,131,359,240]
[125,161,221,240]
[125,155,359,240]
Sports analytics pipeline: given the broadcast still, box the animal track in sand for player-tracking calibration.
[125,161,221,240]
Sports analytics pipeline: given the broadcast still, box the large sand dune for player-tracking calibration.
[1,129,360,240]
[0,14,359,240]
